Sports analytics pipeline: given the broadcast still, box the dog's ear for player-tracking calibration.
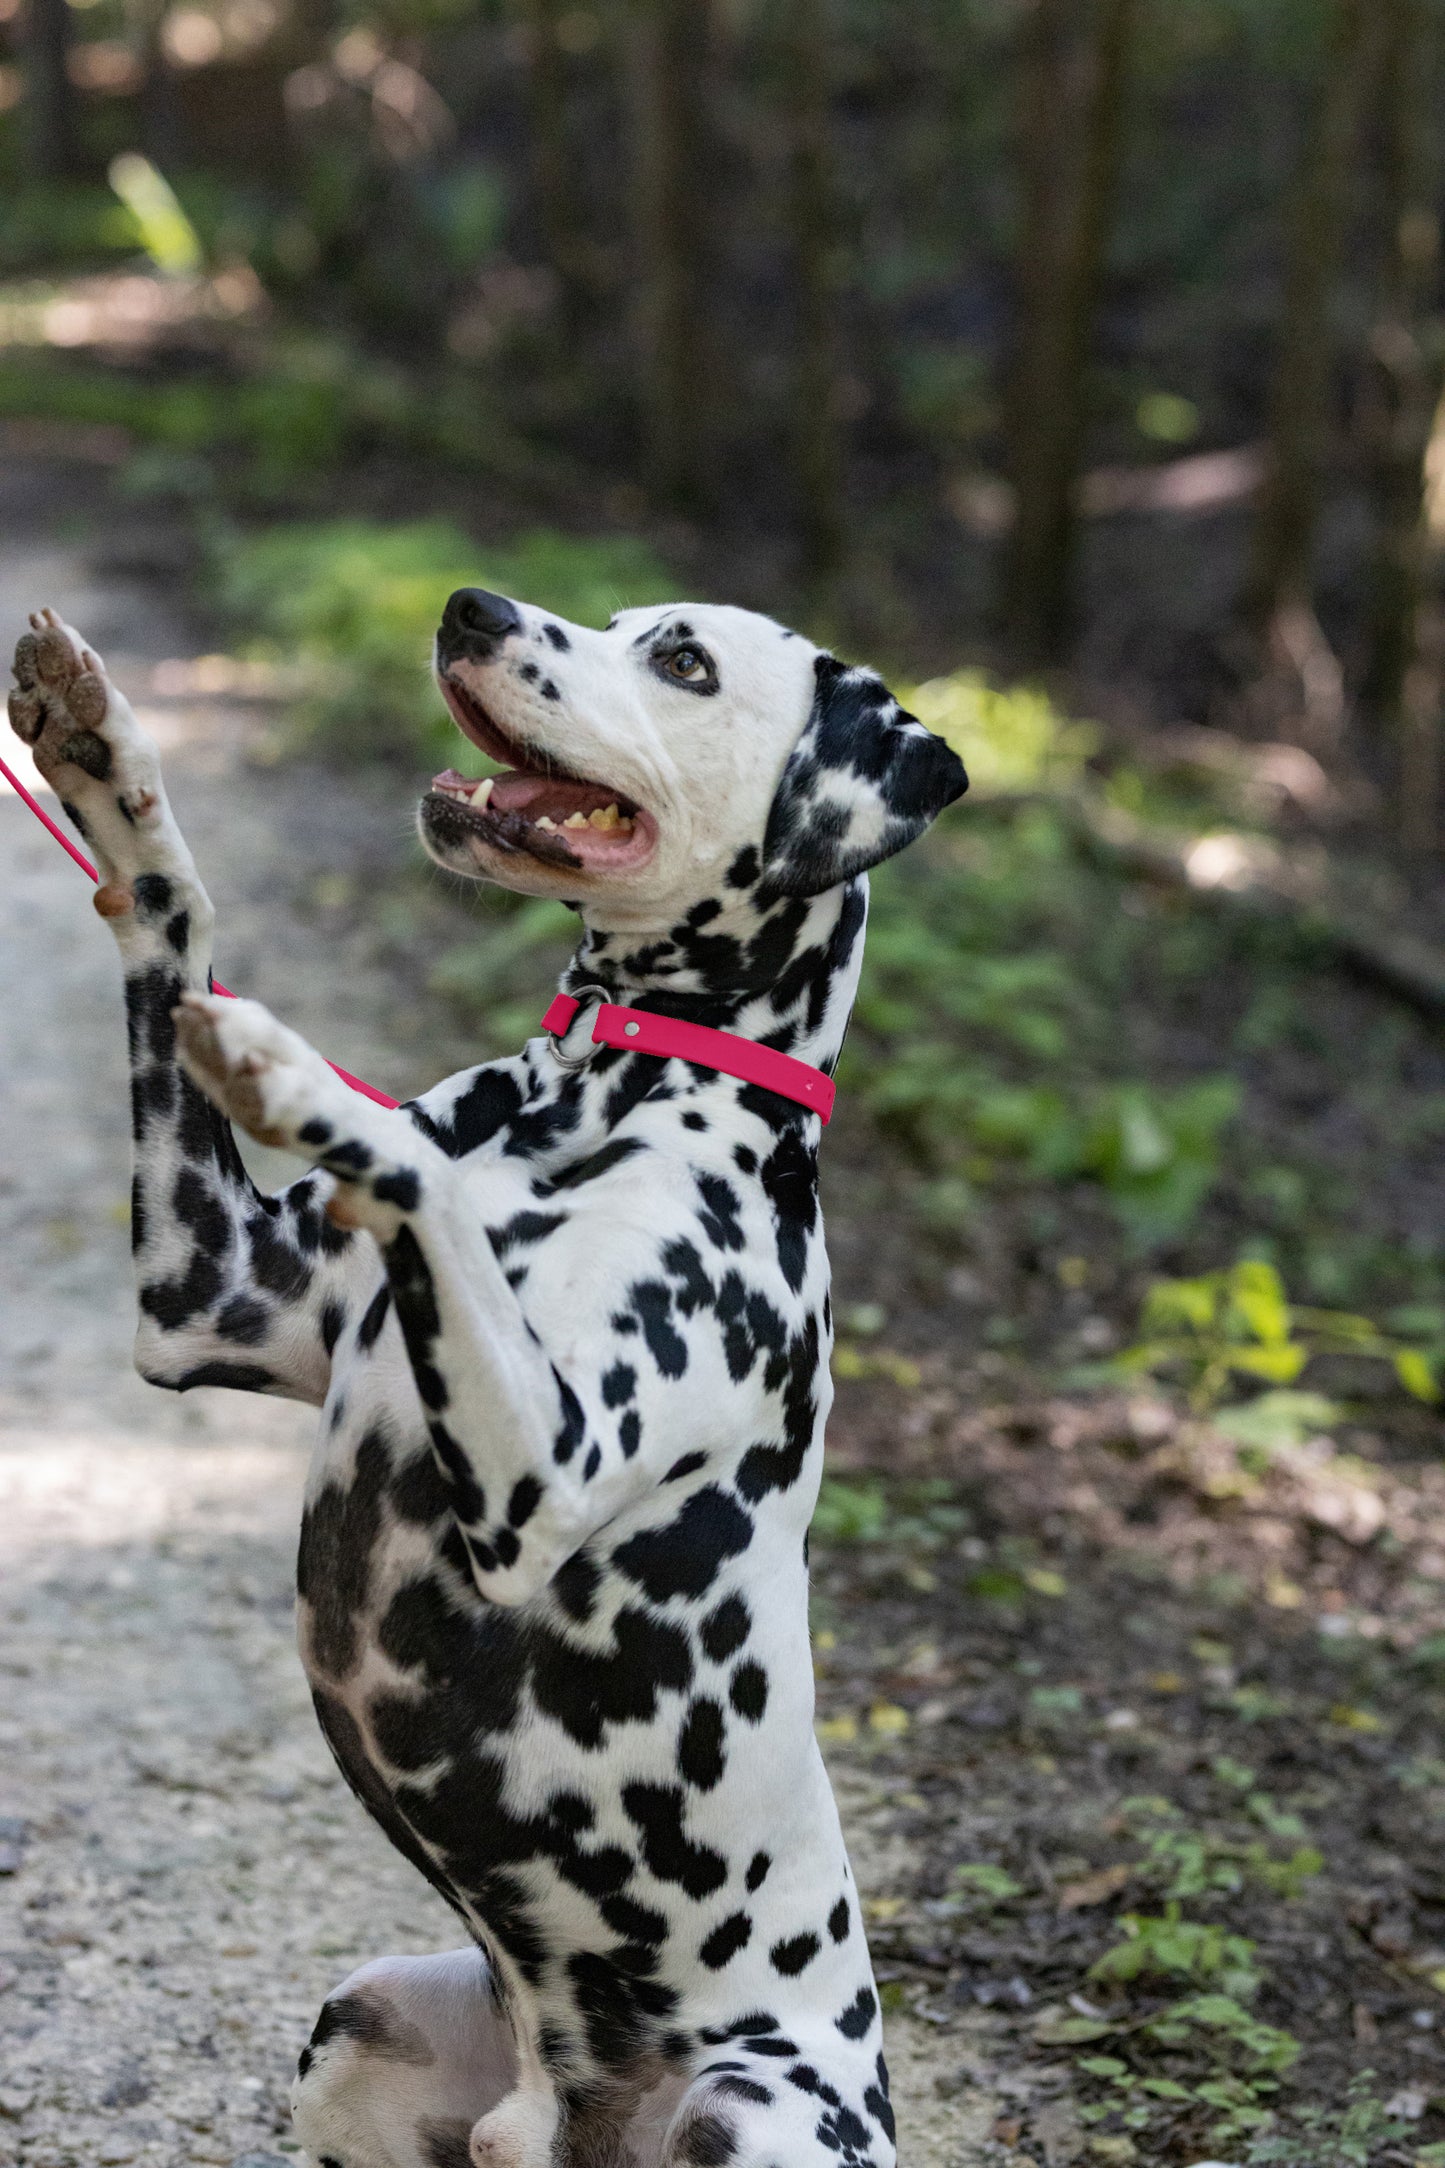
[761,655,968,897]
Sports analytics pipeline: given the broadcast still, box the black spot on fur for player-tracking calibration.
[699,1912,752,1968]
[552,1547,601,1623]
[531,1610,692,1748]
[298,1426,391,1677]
[835,1985,878,2040]
[169,1359,275,1391]
[612,1486,753,1603]
[621,1781,727,1897]
[828,1895,850,1941]
[601,1361,636,1408]
[216,1293,270,1344]
[713,2075,773,2106]
[701,1594,750,1662]
[677,1697,726,1789]
[507,1475,543,1528]
[770,1932,820,1977]
[730,1661,768,1721]
[746,1850,771,1891]
[631,1280,689,1378]
[357,1281,392,1349]
[373,1167,420,1211]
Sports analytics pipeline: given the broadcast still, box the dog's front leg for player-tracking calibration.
[9,613,377,1403]
[175,992,590,1599]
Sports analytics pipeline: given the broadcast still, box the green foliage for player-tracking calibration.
[903,672,1098,797]
[1115,1258,1442,1410]
[951,1861,1024,1902]
[1063,1904,1305,2153]
[808,1475,973,1549]
[810,1477,890,1545]
[0,185,143,275]
[1089,1905,1262,1999]
[216,519,675,755]
[107,156,203,278]
[1120,1796,1321,1903]
[1240,2073,1419,2166]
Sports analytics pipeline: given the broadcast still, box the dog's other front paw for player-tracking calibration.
[174,991,346,1152]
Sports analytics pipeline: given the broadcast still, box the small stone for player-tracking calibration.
[96,2140,136,2164]
[0,1843,23,1875]
[0,2086,35,2117]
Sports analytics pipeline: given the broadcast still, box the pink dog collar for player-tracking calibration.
[542,992,835,1124]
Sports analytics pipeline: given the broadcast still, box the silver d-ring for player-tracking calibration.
[547,983,612,1070]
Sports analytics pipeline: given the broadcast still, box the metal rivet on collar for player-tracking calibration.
[624,1021,640,1037]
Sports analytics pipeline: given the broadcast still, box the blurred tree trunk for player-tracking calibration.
[628,0,715,513]
[521,0,592,338]
[1000,0,1137,666]
[131,0,185,175]
[21,0,82,180]
[1245,0,1368,696]
[1359,0,1445,847]
[783,0,844,599]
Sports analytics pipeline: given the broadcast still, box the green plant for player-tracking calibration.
[810,1478,890,1544]
[1120,1797,1321,1903]
[1240,2072,1419,2165]
[951,1861,1024,1902]
[1089,1905,1262,1997]
[903,671,1099,796]
[1114,1258,1441,1410]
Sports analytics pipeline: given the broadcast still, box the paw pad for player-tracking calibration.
[7,688,42,743]
[66,672,108,728]
[34,627,75,684]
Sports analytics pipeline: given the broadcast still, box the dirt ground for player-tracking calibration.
[0,450,965,2168]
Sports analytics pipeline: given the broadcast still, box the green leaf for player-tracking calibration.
[1396,1346,1441,1403]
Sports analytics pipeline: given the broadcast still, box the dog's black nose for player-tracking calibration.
[441,588,523,655]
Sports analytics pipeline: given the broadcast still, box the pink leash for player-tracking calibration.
[0,748,399,1109]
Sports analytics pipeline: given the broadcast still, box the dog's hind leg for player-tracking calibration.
[291,1948,518,2168]
[7,612,381,1404]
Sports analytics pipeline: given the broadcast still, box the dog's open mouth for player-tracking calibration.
[423,673,656,872]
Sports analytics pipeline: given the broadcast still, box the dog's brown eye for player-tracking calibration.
[666,647,708,682]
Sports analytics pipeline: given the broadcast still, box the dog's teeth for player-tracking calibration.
[563,811,589,829]
[536,815,558,831]
[617,816,635,833]
[588,804,620,831]
[470,777,494,807]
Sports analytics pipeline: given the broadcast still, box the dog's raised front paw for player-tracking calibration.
[9,610,157,805]
[174,991,347,1151]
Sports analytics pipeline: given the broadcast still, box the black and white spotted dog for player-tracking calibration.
[8,589,966,2168]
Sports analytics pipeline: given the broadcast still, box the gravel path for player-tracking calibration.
[0,460,963,2168]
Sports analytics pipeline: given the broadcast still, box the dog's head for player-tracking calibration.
[420,590,966,923]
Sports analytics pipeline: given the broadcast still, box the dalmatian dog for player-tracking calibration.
[8,589,966,2168]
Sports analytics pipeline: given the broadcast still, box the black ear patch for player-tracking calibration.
[761,655,968,898]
